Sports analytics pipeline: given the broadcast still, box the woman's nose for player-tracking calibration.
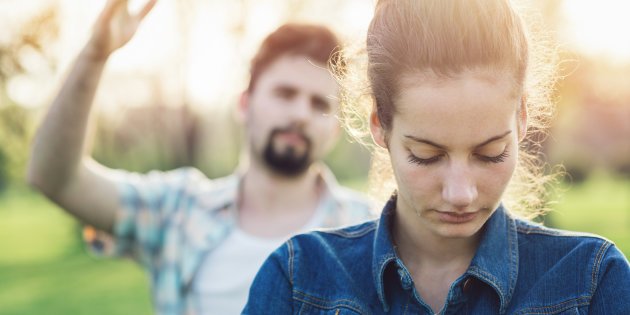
[441,163,478,209]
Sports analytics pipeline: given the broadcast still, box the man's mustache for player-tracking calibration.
[270,126,311,145]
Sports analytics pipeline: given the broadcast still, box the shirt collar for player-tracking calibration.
[194,163,341,213]
[371,196,519,313]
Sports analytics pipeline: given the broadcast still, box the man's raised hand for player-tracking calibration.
[85,0,157,60]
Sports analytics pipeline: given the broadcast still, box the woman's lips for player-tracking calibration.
[436,210,478,224]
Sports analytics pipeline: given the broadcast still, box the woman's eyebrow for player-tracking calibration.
[404,130,512,150]
[403,135,447,150]
[473,130,512,148]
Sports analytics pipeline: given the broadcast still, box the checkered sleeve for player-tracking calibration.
[84,167,203,267]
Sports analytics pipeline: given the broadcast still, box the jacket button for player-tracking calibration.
[462,278,473,292]
[397,268,413,290]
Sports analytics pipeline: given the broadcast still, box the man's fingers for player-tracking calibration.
[136,0,158,21]
[97,0,127,24]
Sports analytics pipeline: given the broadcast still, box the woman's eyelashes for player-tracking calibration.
[476,150,509,164]
[407,154,443,166]
[407,148,510,166]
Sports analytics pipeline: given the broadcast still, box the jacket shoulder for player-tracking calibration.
[515,219,613,244]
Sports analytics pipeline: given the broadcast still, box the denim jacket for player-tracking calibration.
[244,196,630,314]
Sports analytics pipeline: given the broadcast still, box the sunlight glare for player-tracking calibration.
[561,0,630,62]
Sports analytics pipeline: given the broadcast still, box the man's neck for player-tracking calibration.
[236,163,323,238]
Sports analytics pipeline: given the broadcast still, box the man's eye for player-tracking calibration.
[275,88,296,99]
[312,99,330,113]
[407,154,443,166]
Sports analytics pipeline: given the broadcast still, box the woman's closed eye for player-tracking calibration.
[475,149,509,164]
[407,154,444,166]
[407,148,510,166]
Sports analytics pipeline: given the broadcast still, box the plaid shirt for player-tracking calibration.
[87,166,375,315]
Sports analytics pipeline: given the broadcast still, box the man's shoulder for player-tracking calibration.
[117,166,209,188]
[328,185,378,221]
[333,185,372,204]
[149,167,237,194]
[117,167,240,211]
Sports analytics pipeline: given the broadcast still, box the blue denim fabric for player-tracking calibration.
[244,196,630,314]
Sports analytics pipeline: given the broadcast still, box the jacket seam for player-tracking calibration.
[505,216,518,313]
[321,224,377,238]
[293,289,367,314]
[513,296,590,314]
[467,267,506,305]
[287,239,295,286]
[590,241,611,296]
[516,226,607,240]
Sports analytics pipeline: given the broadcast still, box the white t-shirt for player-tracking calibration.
[192,207,325,315]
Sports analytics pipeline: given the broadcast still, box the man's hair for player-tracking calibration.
[247,23,344,92]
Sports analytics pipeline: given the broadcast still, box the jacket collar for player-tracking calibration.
[466,204,519,314]
[371,195,398,312]
[372,196,519,313]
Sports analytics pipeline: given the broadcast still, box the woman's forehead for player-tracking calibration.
[395,69,519,111]
[392,70,520,144]
[397,68,519,91]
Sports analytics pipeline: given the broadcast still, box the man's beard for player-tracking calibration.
[262,127,312,177]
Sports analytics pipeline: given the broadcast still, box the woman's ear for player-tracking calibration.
[370,110,388,148]
[517,95,528,142]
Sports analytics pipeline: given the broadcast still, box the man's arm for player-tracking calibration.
[26,0,157,233]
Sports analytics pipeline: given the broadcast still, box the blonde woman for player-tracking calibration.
[244,0,630,314]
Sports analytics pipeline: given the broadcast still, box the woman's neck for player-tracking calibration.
[392,209,480,269]
[392,209,481,313]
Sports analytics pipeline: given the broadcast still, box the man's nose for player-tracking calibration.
[441,161,478,210]
[289,96,312,122]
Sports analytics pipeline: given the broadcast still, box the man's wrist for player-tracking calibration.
[81,40,111,64]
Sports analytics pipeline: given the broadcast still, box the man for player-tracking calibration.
[26,0,373,314]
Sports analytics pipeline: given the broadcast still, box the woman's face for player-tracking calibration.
[371,69,527,240]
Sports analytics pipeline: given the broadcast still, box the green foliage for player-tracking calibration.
[0,105,32,193]
[548,171,630,256]
[0,149,8,192]
[325,131,371,183]
[0,186,152,315]
[91,106,202,173]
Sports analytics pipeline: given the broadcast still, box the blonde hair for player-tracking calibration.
[334,0,560,219]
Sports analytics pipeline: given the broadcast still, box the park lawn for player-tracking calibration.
[548,171,630,257]
[0,172,627,314]
[0,186,152,315]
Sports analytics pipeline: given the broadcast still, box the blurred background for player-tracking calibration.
[0,0,628,314]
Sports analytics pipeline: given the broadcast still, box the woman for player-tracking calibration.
[243,0,630,314]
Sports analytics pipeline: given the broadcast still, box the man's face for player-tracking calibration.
[242,54,340,177]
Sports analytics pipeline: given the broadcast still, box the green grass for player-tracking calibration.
[547,171,630,257]
[0,187,151,315]
[0,172,627,314]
